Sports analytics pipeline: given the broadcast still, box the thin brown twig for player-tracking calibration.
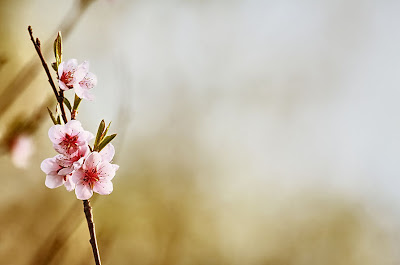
[28,26,68,124]
[83,199,101,265]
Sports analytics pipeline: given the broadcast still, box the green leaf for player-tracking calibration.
[55,103,63,124]
[51,62,57,72]
[72,93,82,111]
[54,31,62,68]
[94,120,105,149]
[102,121,112,139]
[97,134,117,152]
[47,107,58,125]
[63,97,72,112]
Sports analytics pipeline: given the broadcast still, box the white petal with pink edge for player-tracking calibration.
[64,177,76,191]
[71,169,86,184]
[48,125,65,144]
[40,157,61,174]
[97,162,116,180]
[75,182,94,200]
[93,180,113,195]
[45,174,64,189]
[100,143,115,163]
[83,152,102,170]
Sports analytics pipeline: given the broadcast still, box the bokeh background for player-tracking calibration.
[1,0,400,264]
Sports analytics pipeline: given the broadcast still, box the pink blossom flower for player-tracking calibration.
[57,145,90,175]
[73,61,97,101]
[72,144,119,200]
[41,155,75,191]
[58,59,88,91]
[48,120,94,155]
[10,134,34,169]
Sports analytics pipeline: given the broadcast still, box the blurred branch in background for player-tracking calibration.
[29,196,99,265]
[0,55,7,72]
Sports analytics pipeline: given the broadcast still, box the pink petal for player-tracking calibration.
[97,162,115,180]
[112,164,120,171]
[73,62,89,82]
[74,84,94,101]
[48,125,65,144]
[56,154,74,167]
[53,143,67,155]
[83,152,102,170]
[58,167,74,176]
[45,174,64,189]
[66,120,83,135]
[78,145,90,157]
[81,90,95,101]
[58,61,65,78]
[99,143,115,163]
[59,80,70,91]
[64,176,75,191]
[40,157,60,174]
[73,157,85,170]
[71,169,85,184]
[74,84,85,99]
[75,182,93,200]
[80,72,97,89]
[93,180,113,195]
[54,143,79,156]
[64,59,78,73]
[77,131,94,145]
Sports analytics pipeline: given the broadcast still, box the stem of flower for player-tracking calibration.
[83,199,101,265]
[58,91,68,123]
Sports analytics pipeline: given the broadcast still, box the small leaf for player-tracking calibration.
[54,31,62,68]
[72,93,82,111]
[56,115,61,125]
[63,97,72,112]
[94,120,106,149]
[51,62,57,72]
[47,107,58,125]
[97,134,117,152]
[102,121,112,139]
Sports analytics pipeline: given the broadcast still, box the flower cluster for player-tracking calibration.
[41,120,119,200]
[58,59,97,101]
[40,51,118,200]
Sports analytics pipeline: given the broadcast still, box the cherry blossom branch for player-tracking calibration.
[28,26,68,124]
[83,199,101,265]
[31,25,102,263]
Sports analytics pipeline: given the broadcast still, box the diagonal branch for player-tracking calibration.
[28,26,68,124]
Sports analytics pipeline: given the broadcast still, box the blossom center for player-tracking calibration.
[61,70,74,87]
[84,168,99,187]
[61,134,79,153]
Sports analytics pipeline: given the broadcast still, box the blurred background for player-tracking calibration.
[1,0,400,264]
